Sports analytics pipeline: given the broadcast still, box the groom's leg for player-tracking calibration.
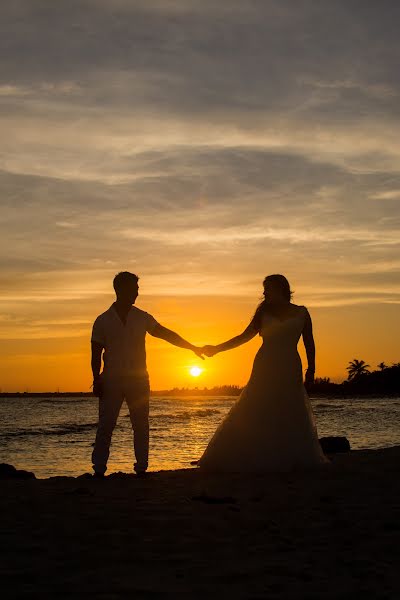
[125,378,150,473]
[91,377,124,475]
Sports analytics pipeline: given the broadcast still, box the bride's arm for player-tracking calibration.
[302,307,315,377]
[204,320,258,356]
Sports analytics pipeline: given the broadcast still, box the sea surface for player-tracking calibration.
[0,395,399,478]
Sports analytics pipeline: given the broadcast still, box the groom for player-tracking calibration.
[91,271,204,477]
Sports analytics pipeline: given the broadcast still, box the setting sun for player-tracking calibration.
[189,366,202,377]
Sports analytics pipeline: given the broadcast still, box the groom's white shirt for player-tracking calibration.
[91,304,159,378]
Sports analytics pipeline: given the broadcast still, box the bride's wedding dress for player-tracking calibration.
[198,306,329,472]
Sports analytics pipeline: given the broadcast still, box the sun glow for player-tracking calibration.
[189,366,202,377]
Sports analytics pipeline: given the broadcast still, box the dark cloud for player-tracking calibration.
[1,1,400,119]
[0,1,399,310]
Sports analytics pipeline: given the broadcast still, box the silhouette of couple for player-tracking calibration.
[91,271,328,477]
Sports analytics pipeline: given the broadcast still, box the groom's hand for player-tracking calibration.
[202,345,218,357]
[93,376,103,398]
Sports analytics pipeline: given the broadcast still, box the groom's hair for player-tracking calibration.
[113,271,139,293]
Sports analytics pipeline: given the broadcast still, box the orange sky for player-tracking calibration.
[1,3,399,391]
[1,290,398,392]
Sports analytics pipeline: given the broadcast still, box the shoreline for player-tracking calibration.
[1,391,399,399]
[3,441,400,481]
[1,446,400,598]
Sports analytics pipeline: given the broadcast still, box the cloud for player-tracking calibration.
[370,189,400,200]
[0,0,399,315]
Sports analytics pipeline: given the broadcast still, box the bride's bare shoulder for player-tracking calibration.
[292,304,310,316]
[291,303,306,310]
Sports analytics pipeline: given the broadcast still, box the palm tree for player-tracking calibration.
[346,359,371,381]
[377,362,387,371]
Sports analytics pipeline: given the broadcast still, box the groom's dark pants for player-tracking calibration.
[92,374,150,475]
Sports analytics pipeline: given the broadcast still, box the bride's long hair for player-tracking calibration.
[252,274,294,332]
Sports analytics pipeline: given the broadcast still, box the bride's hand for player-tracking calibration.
[304,368,315,389]
[202,345,218,357]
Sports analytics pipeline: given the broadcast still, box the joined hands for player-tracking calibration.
[191,345,219,359]
[191,345,218,359]
[201,345,218,357]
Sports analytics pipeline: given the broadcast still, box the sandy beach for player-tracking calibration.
[1,446,399,599]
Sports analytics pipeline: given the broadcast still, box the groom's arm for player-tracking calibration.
[91,342,104,396]
[150,323,204,359]
[91,342,103,379]
[91,316,105,391]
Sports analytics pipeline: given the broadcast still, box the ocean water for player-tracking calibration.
[0,395,399,478]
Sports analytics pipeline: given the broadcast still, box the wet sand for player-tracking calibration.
[1,446,399,599]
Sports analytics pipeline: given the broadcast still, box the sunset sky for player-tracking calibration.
[1,1,399,391]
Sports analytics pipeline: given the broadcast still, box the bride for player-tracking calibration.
[199,274,329,472]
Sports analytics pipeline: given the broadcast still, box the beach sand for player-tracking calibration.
[1,446,399,599]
